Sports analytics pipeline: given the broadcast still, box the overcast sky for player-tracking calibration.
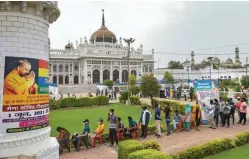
[49,1,249,68]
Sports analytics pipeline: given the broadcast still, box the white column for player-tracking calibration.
[78,62,81,84]
[84,60,87,84]
[100,61,103,83]
[0,1,60,158]
[57,63,59,84]
[91,65,93,84]
[110,61,113,81]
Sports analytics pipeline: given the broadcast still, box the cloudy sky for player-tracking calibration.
[49,1,249,68]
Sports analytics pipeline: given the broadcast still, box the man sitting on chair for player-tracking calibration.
[91,119,105,143]
[124,116,137,138]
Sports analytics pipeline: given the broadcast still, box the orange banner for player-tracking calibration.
[3,94,49,106]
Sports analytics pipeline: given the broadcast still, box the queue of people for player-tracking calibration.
[56,96,247,154]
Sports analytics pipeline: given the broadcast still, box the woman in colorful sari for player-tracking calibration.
[192,101,202,131]
[56,126,71,154]
[184,103,191,131]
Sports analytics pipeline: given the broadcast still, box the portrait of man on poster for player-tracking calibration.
[3,59,38,95]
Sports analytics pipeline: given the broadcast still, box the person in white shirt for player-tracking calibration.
[208,100,216,129]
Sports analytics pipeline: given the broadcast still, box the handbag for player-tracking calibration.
[166,118,171,124]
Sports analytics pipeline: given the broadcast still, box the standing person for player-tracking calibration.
[229,98,236,125]
[219,97,225,127]
[236,97,242,121]
[192,101,202,131]
[238,98,247,125]
[164,104,171,136]
[208,100,216,129]
[223,101,231,127]
[213,99,220,127]
[184,103,191,131]
[139,106,152,139]
[154,103,162,138]
[107,109,118,146]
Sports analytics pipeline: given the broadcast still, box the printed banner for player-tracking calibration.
[193,80,219,124]
[2,56,50,133]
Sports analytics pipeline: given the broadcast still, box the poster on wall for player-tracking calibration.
[2,56,49,133]
[193,80,219,124]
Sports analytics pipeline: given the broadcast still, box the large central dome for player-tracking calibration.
[90,9,117,43]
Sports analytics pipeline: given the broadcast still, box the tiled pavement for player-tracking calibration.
[60,124,249,159]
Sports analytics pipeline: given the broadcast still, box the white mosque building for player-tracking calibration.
[154,47,248,82]
[48,9,154,85]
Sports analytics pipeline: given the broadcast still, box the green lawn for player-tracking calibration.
[205,144,249,159]
[50,103,156,137]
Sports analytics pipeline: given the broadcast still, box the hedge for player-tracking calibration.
[176,138,234,159]
[234,132,249,146]
[49,96,109,109]
[142,140,161,151]
[130,96,141,105]
[118,140,144,159]
[128,149,172,159]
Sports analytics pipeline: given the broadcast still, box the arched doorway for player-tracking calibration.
[74,76,79,84]
[131,70,137,77]
[103,69,110,82]
[65,76,69,84]
[122,70,128,83]
[53,76,57,84]
[92,69,100,84]
[59,76,63,84]
[113,70,119,82]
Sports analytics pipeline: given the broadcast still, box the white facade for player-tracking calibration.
[154,67,249,81]
[0,1,60,158]
[49,11,154,85]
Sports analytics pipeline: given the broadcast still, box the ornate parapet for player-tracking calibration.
[0,1,60,23]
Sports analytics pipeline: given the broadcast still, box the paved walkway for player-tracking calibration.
[59,124,249,159]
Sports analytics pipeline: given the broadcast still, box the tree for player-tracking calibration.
[164,71,174,83]
[104,80,113,87]
[167,61,184,69]
[129,85,140,95]
[129,74,136,86]
[140,75,161,108]
[240,75,249,89]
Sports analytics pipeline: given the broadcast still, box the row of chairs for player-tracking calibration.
[92,123,141,147]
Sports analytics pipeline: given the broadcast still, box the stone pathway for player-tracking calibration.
[59,124,249,159]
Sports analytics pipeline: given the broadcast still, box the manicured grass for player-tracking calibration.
[205,144,249,159]
[50,103,156,137]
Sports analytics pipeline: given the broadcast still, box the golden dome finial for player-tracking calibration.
[102,9,105,26]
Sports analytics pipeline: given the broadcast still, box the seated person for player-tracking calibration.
[72,119,92,152]
[56,127,70,153]
[173,110,182,131]
[117,117,124,129]
[71,132,79,149]
[124,116,137,138]
[91,119,105,142]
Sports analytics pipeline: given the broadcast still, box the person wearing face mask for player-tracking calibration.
[73,119,92,152]
[91,119,105,145]
[107,109,118,146]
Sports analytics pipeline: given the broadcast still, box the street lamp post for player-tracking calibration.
[157,58,161,81]
[207,57,214,80]
[187,66,190,85]
[246,57,248,76]
[217,61,220,84]
[123,38,135,105]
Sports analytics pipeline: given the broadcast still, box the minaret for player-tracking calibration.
[235,46,241,66]
[191,51,195,68]
[0,1,60,158]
